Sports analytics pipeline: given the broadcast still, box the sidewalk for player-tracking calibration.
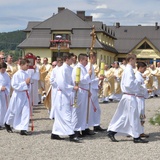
[0,97,160,160]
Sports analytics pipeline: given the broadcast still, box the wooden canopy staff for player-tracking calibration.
[86,25,96,123]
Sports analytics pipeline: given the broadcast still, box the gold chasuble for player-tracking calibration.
[6,63,18,78]
[39,65,48,83]
[112,67,123,94]
[102,68,115,97]
[6,63,18,96]
[93,63,100,77]
[143,68,153,89]
[43,68,52,110]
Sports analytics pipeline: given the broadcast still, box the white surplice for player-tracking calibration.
[0,72,10,126]
[135,71,149,133]
[27,68,39,106]
[4,70,31,131]
[72,63,91,131]
[107,64,142,138]
[49,66,60,119]
[85,64,100,128]
[52,63,75,135]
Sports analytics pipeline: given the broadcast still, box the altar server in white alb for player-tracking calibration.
[51,53,80,142]
[49,57,63,118]
[85,52,106,132]
[135,62,150,138]
[0,62,10,129]
[72,53,94,137]
[107,53,148,143]
[27,64,40,106]
[4,59,32,135]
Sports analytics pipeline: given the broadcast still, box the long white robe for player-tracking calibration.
[135,71,149,133]
[27,68,39,106]
[107,64,142,138]
[86,64,100,128]
[49,66,60,119]
[4,69,31,131]
[72,63,91,131]
[52,63,75,135]
[0,72,10,126]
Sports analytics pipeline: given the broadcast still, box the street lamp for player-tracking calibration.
[55,35,62,57]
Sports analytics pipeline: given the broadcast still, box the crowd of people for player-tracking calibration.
[99,59,160,103]
[0,50,159,143]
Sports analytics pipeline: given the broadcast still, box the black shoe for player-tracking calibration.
[5,123,13,133]
[51,134,64,140]
[83,128,95,135]
[109,99,113,102]
[20,130,32,136]
[70,136,81,143]
[103,101,109,103]
[155,94,158,97]
[38,101,41,104]
[107,131,119,142]
[75,131,83,139]
[94,126,107,132]
[133,137,149,143]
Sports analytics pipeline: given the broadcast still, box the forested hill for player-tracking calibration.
[0,30,26,51]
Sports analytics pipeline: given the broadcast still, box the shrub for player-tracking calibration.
[149,113,160,125]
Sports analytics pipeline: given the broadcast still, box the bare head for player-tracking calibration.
[78,53,88,67]
[126,53,137,68]
[52,61,57,68]
[6,55,13,64]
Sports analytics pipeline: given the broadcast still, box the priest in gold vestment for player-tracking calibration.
[6,55,18,78]
[109,61,123,101]
[100,64,115,103]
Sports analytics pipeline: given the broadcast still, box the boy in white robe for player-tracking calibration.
[27,66,40,106]
[0,62,10,129]
[51,53,80,142]
[107,53,148,143]
[135,62,150,138]
[72,53,92,137]
[4,59,32,135]
[49,58,63,118]
[85,53,106,133]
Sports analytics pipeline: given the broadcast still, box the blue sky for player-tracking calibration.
[0,0,160,32]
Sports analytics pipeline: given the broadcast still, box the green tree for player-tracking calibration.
[0,30,26,61]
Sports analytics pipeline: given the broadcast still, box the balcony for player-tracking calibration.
[50,39,70,50]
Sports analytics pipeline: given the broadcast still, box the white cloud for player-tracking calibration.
[108,14,116,18]
[96,4,107,9]
[91,13,103,19]
[0,0,160,32]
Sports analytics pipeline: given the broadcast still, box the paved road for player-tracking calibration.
[0,97,160,160]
